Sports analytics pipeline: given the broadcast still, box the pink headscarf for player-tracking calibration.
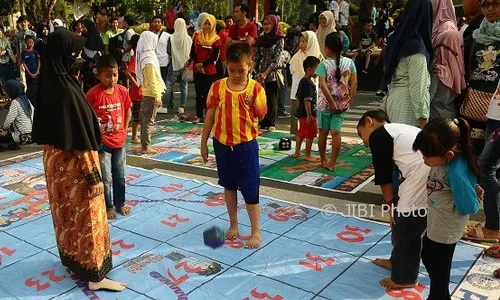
[431,0,466,94]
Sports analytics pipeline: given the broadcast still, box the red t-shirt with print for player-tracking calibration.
[86,84,132,149]
[228,22,258,42]
[128,55,143,101]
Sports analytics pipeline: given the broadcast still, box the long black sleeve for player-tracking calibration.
[202,46,220,67]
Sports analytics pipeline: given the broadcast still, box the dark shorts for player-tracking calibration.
[132,100,142,123]
[297,117,318,139]
[213,138,260,205]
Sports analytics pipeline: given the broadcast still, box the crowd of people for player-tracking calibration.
[0,0,498,297]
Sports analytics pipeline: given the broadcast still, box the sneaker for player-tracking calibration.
[277,111,290,119]
[376,90,387,97]
[177,107,185,114]
[157,107,169,114]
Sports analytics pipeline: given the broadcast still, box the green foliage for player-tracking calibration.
[0,0,14,17]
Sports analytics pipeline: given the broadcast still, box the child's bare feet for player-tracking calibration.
[380,277,417,289]
[116,206,131,216]
[372,258,392,270]
[292,152,301,158]
[226,224,238,240]
[106,211,117,220]
[304,155,318,162]
[141,147,159,154]
[321,160,328,169]
[88,278,127,291]
[131,137,140,144]
[245,233,262,249]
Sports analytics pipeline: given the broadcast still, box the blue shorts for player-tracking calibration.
[213,138,260,205]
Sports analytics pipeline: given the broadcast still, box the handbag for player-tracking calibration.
[460,40,492,122]
[460,88,492,122]
[181,60,194,83]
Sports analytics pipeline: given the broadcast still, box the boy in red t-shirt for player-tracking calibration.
[86,55,132,220]
[125,35,142,143]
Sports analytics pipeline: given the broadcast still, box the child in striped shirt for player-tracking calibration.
[201,42,267,249]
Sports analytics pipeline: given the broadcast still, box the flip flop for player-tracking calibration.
[485,245,500,258]
[463,224,500,243]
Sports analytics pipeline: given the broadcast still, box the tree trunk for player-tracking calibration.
[299,0,309,24]
[41,0,57,22]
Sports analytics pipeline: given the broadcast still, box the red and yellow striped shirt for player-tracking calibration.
[207,78,267,146]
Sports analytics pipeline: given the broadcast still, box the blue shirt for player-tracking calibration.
[21,49,39,74]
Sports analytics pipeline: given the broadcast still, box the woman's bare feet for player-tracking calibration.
[292,152,301,158]
[107,211,117,220]
[88,278,127,291]
[141,147,159,154]
[380,277,417,289]
[372,258,392,270]
[116,206,131,216]
[131,137,140,144]
[245,233,262,249]
[226,224,238,240]
[326,160,335,171]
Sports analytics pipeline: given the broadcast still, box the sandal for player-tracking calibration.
[191,117,201,124]
[179,113,190,122]
[463,224,500,243]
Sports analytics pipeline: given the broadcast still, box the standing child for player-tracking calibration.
[200,43,267,249]
[413,118,480,299]
[136,31,166,153]
[316,32,357,171]
[86,54,132,220]
[293,56,320,161]
[125,34,142,143]
[20,35,40,103]
[357,109,429,289]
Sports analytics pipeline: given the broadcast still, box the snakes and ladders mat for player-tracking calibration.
[126,121,375,194]
[0,153,498,300]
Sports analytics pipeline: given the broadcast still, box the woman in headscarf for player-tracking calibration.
[253,14,285,131]
[381,0,433,128]
[316,11,337,57]
[289,31,323,133]
[81,19,104,92]
[429,0,466,119]
[0,27,15,88]
[1,80,33,146]
[462,0,500,245]
[190,14,221,124]
[165,18,192,115]
[35,22,50,46]
[33,28,126,292]
[136,31,165,153]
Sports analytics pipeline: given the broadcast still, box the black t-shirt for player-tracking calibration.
[360,31,377,49]
[369,125,394,185]
[295,77,317,118]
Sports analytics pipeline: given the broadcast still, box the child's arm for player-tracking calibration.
[448,160,480,215]
[201,106,216,163]
[35,57,41,77]
[349,70,358,107]
[304,99,313,124]
[125,70,140,87]
[22,61,33,77]
[124,108,131,133]
[318,76,337,110]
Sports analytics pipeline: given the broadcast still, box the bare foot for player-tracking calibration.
[106,211,117,220]
[116,206,131,216]
[131,138,140,144]
[292,153,301,158]
[326,160,335,171]
[380,277,417,289]
[226,224,238,240]
[372,258,392,270]
[245,233,262,249]
[304,155,318,162]
[321,160,328,169]
[141,147,159,154]
[88,278,127,292]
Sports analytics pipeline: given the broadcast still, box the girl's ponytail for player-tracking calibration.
[455,118,481,177]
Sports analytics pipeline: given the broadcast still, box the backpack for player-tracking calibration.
[108,28,131,62]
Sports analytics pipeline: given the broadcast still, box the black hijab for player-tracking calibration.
[82,19,104,51]
[381,0,433,88]
[33,28,102,151]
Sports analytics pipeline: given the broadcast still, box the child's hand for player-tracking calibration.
[476,185,484,202]
[307,116,313,125]
[88,182,104,198]
[200,143,209,163]
[195,63,204,73]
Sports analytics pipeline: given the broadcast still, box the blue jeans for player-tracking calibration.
[99,145,126,211]
[478,119,500,230]
[164,64,188,108]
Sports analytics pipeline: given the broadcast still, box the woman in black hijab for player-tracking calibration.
[33,28,127,292]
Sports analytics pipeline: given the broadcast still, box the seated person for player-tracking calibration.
[0,80,34,147]
[352,21,377,74]
[337,25,350,55]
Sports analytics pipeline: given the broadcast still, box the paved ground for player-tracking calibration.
[0,85,486,223]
